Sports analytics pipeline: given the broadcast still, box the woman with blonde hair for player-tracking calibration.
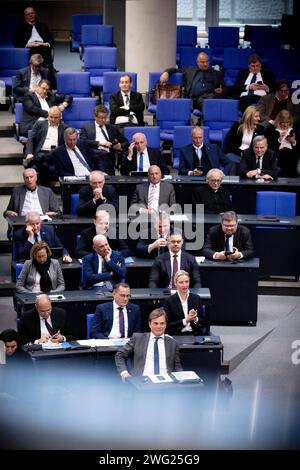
[16,241,65,293]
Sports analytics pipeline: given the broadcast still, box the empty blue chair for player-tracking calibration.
[250,26,281,51]
[13,102,27,144]
[156,98,192,142]
[124,126,161,149]
[256,192,296,217]
[103,71,137,107]
[203,99,239,143]
[0,13,20,47]
[208,27,240,65]
[70,14,102,52]
[176,25,197,64]
[172,125,209,169]
[86,313,94,339]
[56,72,91,97]
[62,97,97,129]
[178,47,212,68]
[267,50,300,83]
[70,194,80,215]
[148,71,184,114]
[81,24,113,48]
[223,48,255,87]
[0,48,30,89]
[83,47,117,89]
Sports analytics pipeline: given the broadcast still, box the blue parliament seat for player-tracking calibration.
[178,47,212,68]
[172,125,209,169]
[83,47,117,89]
[81,24,113,48]
[0,13,20,47]
[203,99,239,143]
[148,71,184,115]
[56,72,91,97]
[62,97,97,130]
[124,126,161,149]
[70,194,80,216]
[103,71,137,107]
[156,98,192,142]
[256,191,296,217]
[176,25,198,64]
[223,48,255,87]
[208,26,240,65]
[70,14,102,52]
[0,48,30,89]
[86,313,94,339]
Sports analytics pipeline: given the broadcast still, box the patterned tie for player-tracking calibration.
[118,307,125,337]
[138,152,144,171]
[248,73,257,95]
[147,184,156,210]
[154,337,160,374]
[171,254,178,288]
[73,148,91,172]
[44,318,53,336]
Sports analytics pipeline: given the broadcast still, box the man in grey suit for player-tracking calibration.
[130,165,176,214]
[13,53,50,102]
[115,308,182,380]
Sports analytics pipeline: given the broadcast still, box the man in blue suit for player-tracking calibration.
[13,211,71,263]
[91,283,141,339]
[82,234,127,291]
[179,126,232,176]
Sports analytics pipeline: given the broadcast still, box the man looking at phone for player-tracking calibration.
[202,211,254,260]
[179,126,232,176]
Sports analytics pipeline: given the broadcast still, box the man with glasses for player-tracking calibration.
[202,211,254,260]
[91,283,141,339]
[192,168,232,213]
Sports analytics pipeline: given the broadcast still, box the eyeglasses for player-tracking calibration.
[209,179,222,183]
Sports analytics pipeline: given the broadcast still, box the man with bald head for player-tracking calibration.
[82,234,127,291]
[160,52,224,111]
[18,294,72,345]
[121,132,169,175]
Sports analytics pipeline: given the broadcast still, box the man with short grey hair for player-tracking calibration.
[239,135,278,180]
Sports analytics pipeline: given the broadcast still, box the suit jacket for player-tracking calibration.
[135,228,170,259]
[75,225,131,259]
[52,141,96,177]
[224,121,265,155]
[239,148,278,178]
[79,122,129,175]
[77,184,119,217]
[120,147,169,176]
[15,258,65,293]
[109,90,145,126]
[18,306,71,345]
[115,332,182,376]
[82,250,127,290]
[91,301,142,339]
[130,181,176,210]
[256,93,300,128]
[13,66,50,100]
[26,119,66,156]
[166,66,224,98]
[202,224,254,260]
[179,143,232,176]
[14,21,55,49]
[4,184,59,217]
[234,68,276,97]
[14,224,68,262]
[164,292,207,335]
[192,185,232,214]
[20,91,72,135]
[149,251,201,288]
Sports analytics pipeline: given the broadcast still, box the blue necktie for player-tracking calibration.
[73,148,91,172]
[154,337,160,374]
[248,73,257,95]
[138,152,144,172]
[118,307,125,337]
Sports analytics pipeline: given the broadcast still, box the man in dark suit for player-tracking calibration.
[81,234,127,291]
[121,132,169,175]
[202,211,254,260]
[91,283,141,339]
[20,79,72,136]
[18,294,72,345]
[179,126,232,176]
[135,211,171,259]
[192,168,232,214]
[13,211,71,263]
[239,135,278,180]
[109,74,145,126]
[75,209,130,259]
[77,170,118,217]
[14,7,55,68]
[13,53,50,102]
[160,51,224,111]
[23,106,66,185]
[149,232,201,288]
[234,54,276,112]
[115,308,182,380]
[4,168,60,219]
[130,165,176,214]
[52,127,96,177]
[80,104,129,175]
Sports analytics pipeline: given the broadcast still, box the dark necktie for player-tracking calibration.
[118,307,125,337]
[154,337,160,374]
[34,233,39,243]
[124,94,129,106]
[256,157,261,169]
[73,148,91,172]
[138,152,144,171]
[225,235,232,252]
[44,318,53,336]
[100,126,109,141]
[248,73,257,95]
[171,254,178,288]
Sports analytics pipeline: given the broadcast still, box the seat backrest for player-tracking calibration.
[0,13,20,47]
[176,25,197,48]
[124,126,161,149]
[156,98,191,130]
[256,191,296,217]
[103,71,137,104]
[14,102,23,123]
[56,72,91,97]
[178,47,212,68]
[0,48,30,84]
[70,193,80,215]
[81,24,113,47]
[203,99,239,130]
[72,14,102,41]
[250,26,281,50]
[62,97,97,129]
[172,125,209,169]
[223,48,254,87]
[83,47,117,76]
[208,27,240,48]
[86,313,94,339]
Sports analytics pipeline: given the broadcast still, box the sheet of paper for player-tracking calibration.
[148,374,174,383]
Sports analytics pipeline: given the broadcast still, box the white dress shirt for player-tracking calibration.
[66,145,90,177]
[42,125,58,151]
[21,188,43,216]
[95,122,110,152]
